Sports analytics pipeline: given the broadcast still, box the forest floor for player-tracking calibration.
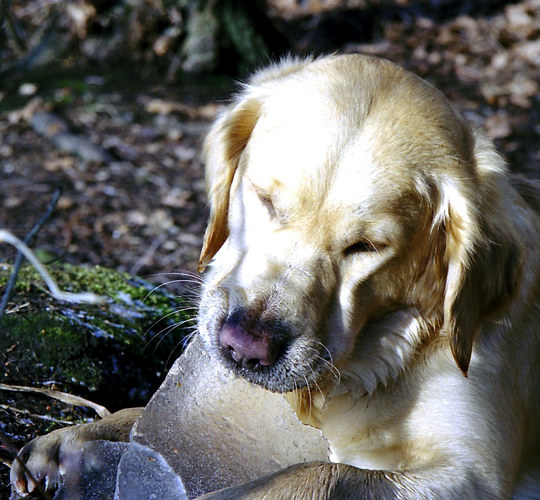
[1,0,539,278]
[0,0,539,496]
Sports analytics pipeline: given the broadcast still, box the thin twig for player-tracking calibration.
[0,188,106,314]
[0,404,77,426]
[6,0,26,51]
[0,230,106,305]
[0,383,110,418]
[0,189,61,320]
[0,0,9,43]
[14,0,65,19]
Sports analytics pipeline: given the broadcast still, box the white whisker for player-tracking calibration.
[303,375,313,420]
[309,365,325,403]
[164,330,198,366]
[143,308,197,346]
[310,342,341,384]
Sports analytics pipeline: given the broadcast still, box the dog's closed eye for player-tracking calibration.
[250,184,277,219]
[343,240,385,256]
[256,191,276,219]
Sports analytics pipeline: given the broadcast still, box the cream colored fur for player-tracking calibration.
[197,54,540,499]
[11,54,540,499]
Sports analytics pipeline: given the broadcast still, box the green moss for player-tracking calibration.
[0,263,195,410]
[3,262,135,297]
[0,262,190,327]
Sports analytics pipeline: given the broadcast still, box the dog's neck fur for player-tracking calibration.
[286,307,437,426]
[337,307,437,397]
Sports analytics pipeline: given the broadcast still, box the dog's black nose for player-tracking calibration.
[219,320,280,371]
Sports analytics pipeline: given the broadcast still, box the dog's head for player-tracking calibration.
[197,55,522,393]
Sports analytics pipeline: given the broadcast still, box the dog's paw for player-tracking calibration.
[10,408,141,497]
[10,426,85,497]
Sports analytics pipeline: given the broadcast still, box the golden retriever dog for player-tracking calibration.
[11,54,540,499]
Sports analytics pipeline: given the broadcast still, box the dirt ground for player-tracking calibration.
[0,0,539,496]
[1,1,539,279]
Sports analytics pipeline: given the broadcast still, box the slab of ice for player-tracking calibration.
[115,442,188,500]
[131,334,330,498]
[52,441,127,500]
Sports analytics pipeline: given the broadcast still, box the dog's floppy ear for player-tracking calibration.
[198,97,261,272]
[438,132,522,376]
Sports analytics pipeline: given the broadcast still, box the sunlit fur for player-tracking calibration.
[197,54,540,498]
[10,54,540,500]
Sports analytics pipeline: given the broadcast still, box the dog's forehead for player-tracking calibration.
[244,103,417,216]
[243,57,471,208]
[247,85,343,178]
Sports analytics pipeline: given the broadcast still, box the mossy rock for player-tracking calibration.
[0,263,195,411]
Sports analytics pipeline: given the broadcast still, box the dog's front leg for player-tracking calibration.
[197,460,500,500]
[10,407,142,497]
[196,461,397,500]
